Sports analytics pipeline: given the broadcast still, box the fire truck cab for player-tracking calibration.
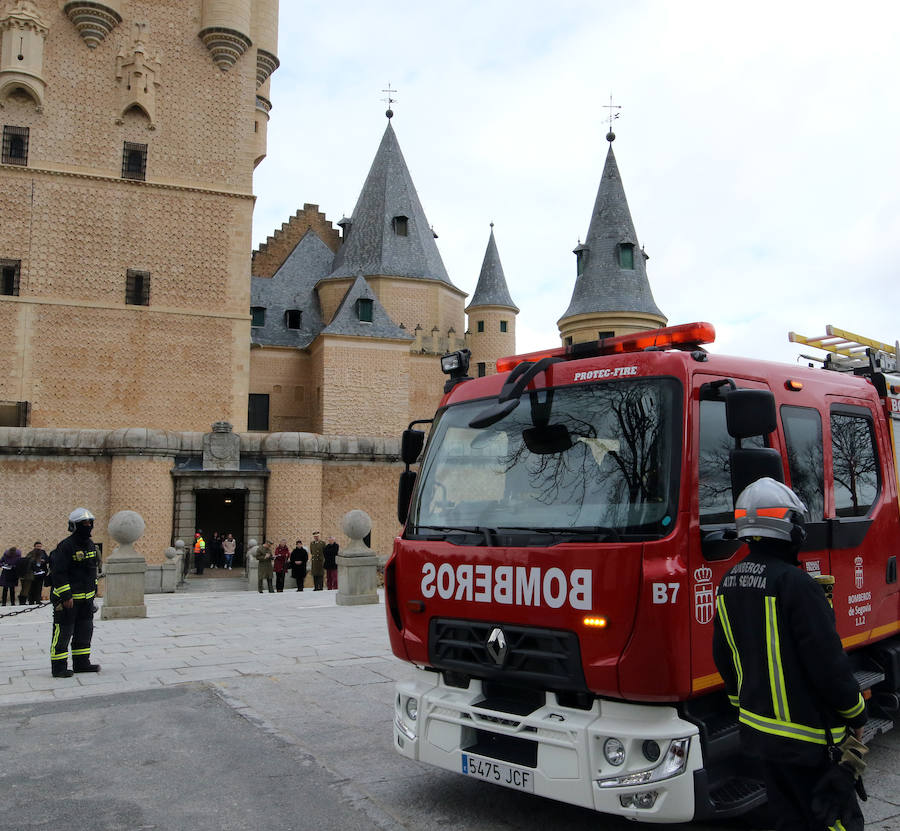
[385,322,900,823]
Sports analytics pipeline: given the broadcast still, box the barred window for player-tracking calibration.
[2,126,29,165]
[125,269,150,305]
[1,259,20,296]
[122,142,147,180]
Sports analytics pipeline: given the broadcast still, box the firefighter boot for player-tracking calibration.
[73,656,101,673]
[51,660,74,678]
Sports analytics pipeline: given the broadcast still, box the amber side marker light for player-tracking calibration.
[583,616,608,628]
[785,380,804,391]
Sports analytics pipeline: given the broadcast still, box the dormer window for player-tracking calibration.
[618,243,635,270]
[251,306,265,327]
[2,126,28,165]
[392,215,409,236]
[356,298,373,323]
[284,309,302,329]
[573,242,587,275]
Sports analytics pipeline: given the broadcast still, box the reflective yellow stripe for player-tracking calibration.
[53,584,71,595]
[716,595,743,694]
[839,693,865,720]
[50,624,69,660]
[765,596,791,723]
[728,694,740,708]
[71,648,91,656]
[71,591,95,600]
[739,708,847,745]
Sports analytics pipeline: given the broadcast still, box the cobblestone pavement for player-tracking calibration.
[1,587,898,830]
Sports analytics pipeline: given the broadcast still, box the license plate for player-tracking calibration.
[461,753,535,793]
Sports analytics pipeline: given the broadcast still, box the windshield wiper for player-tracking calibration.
[413,525,497,544]
[496,525,622,542]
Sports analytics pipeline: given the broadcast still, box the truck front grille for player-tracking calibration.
[429,618,587,692]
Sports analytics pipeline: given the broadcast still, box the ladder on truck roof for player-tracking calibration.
[789,325,898,374]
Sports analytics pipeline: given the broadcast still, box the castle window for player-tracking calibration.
[122,141,147,180]
[251,306,266,327]
[565,336,573,346]
[599,330,614,340]
[618,243,635,270]
[248,393,270,431]
[575,248,586,275]
[2,126,28,165]
[125,269,150,305]
[356,298,373,323]
[0,401,29,427]
[392,215,409,236]
[500,320,508,333]
[477,362,486,377]
[477,320,484,333]
[1,259,20,296]
[284,309,301,329]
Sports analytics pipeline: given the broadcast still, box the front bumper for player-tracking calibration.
[393,667,703,824]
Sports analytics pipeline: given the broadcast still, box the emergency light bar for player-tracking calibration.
[495,322,716,374]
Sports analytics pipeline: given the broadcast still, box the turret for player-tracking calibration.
[558,132,666,345]
[0,1,49,109]
[199,0,252,71]
[465,224,518,376]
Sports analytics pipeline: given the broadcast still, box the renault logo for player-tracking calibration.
[486,627,508,666]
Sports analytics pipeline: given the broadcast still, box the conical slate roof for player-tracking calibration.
[327,121,456,288]
[251,229,334,349]
[559,143,665,323]
[321,272,413,341]
[466,226,518,313]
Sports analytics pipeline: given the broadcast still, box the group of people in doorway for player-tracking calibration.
[191,531,238,575]
[254,532,339,593]
[0,542,50,606]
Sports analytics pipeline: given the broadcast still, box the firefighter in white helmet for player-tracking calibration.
[712,477,867,830]
[48,508,102,677]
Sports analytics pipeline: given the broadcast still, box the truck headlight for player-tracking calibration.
[603,737,626,766]
[405,697,418,722]
[598,737,691,788]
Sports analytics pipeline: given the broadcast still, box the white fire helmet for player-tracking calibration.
[68,507,95,532]
[734,478,808,544]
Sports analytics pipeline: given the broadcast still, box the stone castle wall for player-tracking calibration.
[0,0,265,431]
[0,426,405,567]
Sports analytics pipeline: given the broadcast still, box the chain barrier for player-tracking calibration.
[0,600,52,619]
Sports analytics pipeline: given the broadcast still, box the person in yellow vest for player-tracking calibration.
[193,531,206,575]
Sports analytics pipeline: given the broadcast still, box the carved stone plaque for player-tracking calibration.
[202,421,240,471]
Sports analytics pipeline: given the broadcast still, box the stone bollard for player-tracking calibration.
[100,510,148,620]
[161,547,178,592]
[245,539,259,592]
[336,510,379,606]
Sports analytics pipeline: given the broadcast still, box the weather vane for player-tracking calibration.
[382,83,398,119]
[603,94,621,142]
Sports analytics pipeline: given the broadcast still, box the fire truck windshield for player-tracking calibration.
[408,377,682,543]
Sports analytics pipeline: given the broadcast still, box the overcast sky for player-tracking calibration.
[252,0,900,366]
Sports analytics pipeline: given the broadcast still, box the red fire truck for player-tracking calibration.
[385,322,900,823]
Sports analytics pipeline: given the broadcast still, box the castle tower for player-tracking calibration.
[558,133,666,345]
[0,1,278,430]
[465,224,518,376]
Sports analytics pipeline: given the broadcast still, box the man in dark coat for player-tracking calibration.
[324,536,340,590]
[289,540,308,591]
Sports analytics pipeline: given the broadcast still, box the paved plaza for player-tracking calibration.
[1,582,898,830]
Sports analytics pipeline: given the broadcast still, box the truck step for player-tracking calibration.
[855,668,886,690]
[708,776,766,812]
[862,717,894,744]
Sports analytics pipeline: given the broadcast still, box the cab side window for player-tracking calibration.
[698,399,764,526]
[831,409,879,517]
[781,406,824,521]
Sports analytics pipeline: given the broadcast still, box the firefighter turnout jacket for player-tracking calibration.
[712,544,866,765]
[49,533,100,605]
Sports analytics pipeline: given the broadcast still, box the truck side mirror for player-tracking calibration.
[725,389,776,438]
[398,470,417,525]
[401,429,425,466]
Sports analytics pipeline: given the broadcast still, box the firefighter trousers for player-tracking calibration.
[50,600,94,672]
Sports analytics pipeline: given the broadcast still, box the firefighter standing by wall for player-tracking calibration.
[49,508,102,678]
[713,478,867,830]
